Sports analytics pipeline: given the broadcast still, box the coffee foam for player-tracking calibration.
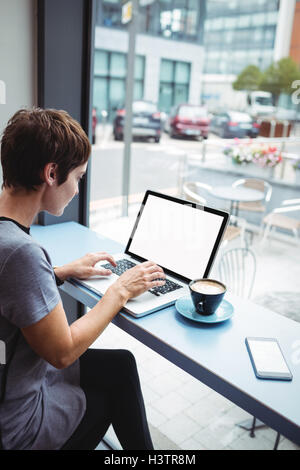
[191,280,225,295]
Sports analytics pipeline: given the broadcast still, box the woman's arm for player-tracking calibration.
[21,261,165,369]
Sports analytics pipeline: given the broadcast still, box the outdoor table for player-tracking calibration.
[210,185,265,217]
[31,221,300,448]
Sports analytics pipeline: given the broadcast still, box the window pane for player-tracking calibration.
[175,61,190,84]
[160,59,173,82]
[174,83,189,105]
[266,11,278,24]
[159,82,173,112]
[135,56,145,80]
[251,12,266,26]
[94,50,108,76]
[110,52,126,78]
[238,15,251,28]
[93,77,108,116]
[133,81,144,101]
[224,16,237,29]
[109,78,125,113]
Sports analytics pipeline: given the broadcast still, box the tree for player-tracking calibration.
[259,57,300,106]
[232,65,262,92]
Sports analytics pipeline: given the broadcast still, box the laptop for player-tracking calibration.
[79,190,229,318]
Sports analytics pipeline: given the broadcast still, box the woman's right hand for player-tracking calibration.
[109,260,166,302]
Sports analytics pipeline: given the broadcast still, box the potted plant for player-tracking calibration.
[251,145,282,169]
[223,139,253,165]
[223,141,282,178]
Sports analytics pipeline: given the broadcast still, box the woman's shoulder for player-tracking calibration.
[0,223,50,272]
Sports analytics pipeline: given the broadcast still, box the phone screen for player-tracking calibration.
[246,337,292,379]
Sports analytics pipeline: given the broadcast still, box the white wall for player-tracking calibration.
[95,26,204,106]
[0,0,36,184]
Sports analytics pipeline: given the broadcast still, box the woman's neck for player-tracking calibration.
[0,187,42,228]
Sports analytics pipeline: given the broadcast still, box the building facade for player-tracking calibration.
[93,0,205,119]
[93,0,298,119]
[202,0,297,111]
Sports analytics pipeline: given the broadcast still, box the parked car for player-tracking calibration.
[166,104,210,139]
[113,101,162,143]
[210,110,260,138]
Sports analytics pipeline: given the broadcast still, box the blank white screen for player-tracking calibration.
[129,194,224,280]
[248,339,290,374]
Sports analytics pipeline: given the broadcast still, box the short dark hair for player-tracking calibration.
[1,107,91,190]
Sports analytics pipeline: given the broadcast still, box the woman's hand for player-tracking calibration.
[108,260,166,303]
[54,252,117,281]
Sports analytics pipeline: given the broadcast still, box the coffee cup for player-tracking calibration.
[189,278,226,316]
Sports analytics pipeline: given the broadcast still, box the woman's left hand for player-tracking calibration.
[54,252,117,281]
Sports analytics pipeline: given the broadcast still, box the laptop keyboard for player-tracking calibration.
[102,258,183,296]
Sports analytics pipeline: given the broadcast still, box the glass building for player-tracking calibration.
[203,0,280,75]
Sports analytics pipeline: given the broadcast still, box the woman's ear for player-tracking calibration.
[43,163,58,186]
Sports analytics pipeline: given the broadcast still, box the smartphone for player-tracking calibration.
[245,337,293,381]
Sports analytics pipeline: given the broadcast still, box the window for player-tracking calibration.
[88,0,300,453]
[238,15,251,28]
[144,0,202,41]
[93,50,145,120]
[98,0,123,28]
[159,59,190,113]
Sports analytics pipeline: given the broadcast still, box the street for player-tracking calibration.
[90,124,300,210]
[90,128,204,203]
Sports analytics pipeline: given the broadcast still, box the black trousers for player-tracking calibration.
[60,349,154,450]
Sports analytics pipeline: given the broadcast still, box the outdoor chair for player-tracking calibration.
[182,181,212,205]
[217,247,281,449]
[182,182,247,247]
[232,178,272,215]
[261,198,300,244]
[218,247,256,300]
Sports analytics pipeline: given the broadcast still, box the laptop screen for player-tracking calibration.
[125,191,229,283]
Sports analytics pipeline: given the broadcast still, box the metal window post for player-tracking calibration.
[122,0,139,217]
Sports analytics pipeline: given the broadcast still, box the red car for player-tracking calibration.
[168,104,210,139]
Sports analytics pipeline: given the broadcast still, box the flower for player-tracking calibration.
[223,142,282,168]
[251,145,282,168]
[223,141,253,165]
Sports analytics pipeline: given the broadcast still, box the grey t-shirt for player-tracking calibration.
[0,220,86,449]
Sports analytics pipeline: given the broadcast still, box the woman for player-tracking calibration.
[0,108,166,450]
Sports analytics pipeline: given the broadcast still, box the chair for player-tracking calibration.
[232,178,272,214]
[218,247,256,299]
[182,181,212,205]
[182,182,247,247]
[261,198,300,244]
[218,247,281,450]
